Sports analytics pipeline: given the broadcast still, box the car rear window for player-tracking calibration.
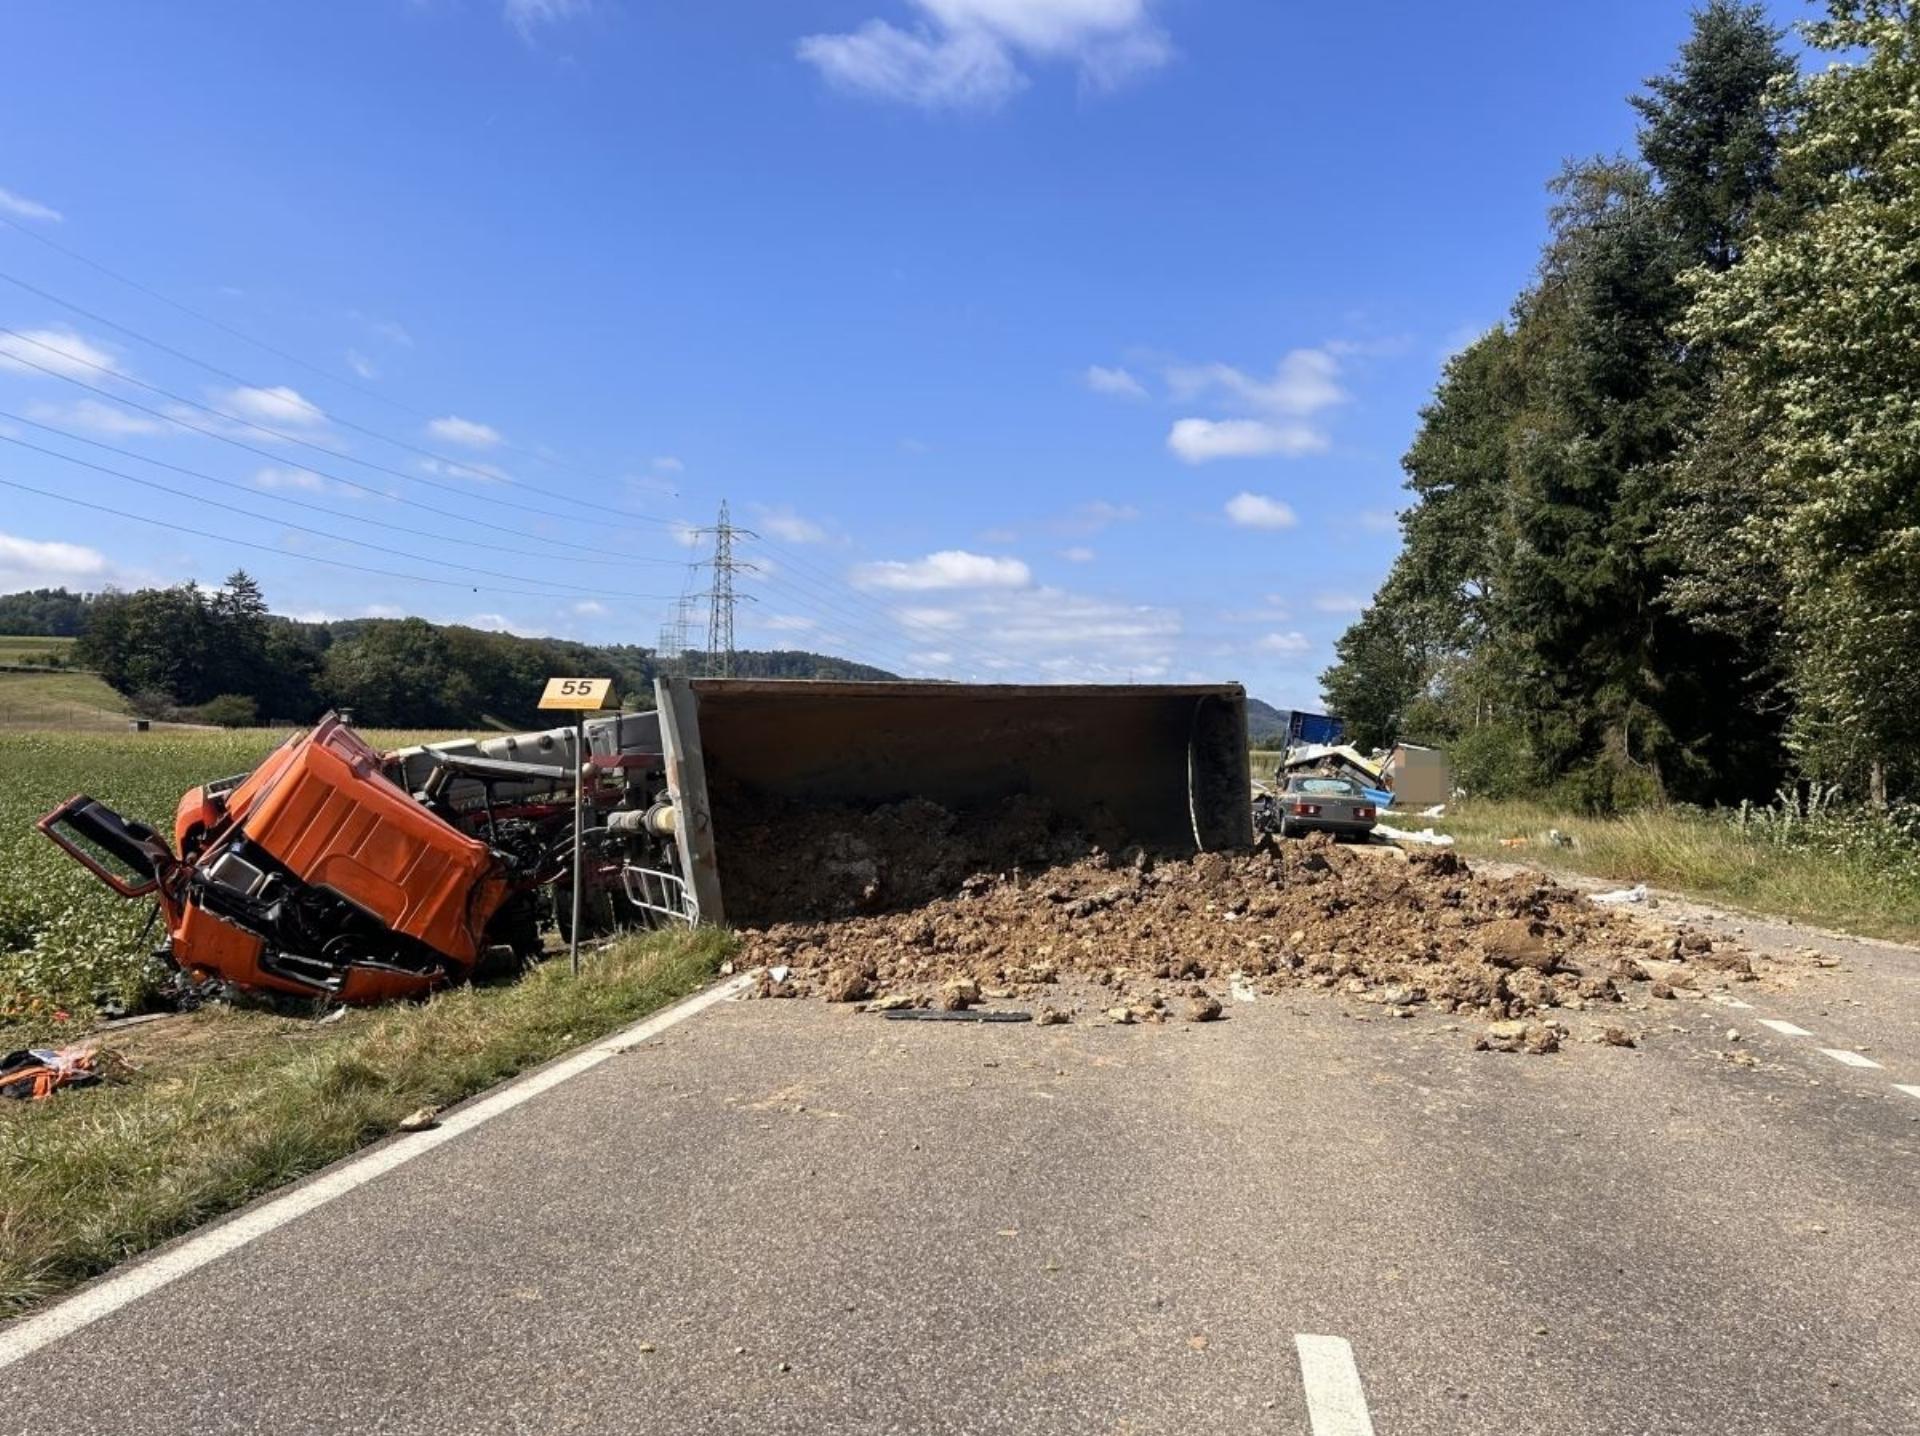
[1290,777,1360,796]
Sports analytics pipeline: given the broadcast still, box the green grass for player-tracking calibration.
[0,669,133,729]
[1438,799,1920,943]
[0,926,733,1317]
[0,635,78,664]
[0,726,491,1021]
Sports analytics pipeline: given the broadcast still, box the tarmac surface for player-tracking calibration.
[3,889,1918,1435]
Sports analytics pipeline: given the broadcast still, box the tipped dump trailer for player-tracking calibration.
[40,679,1251,1001]
[654,679,1252,927]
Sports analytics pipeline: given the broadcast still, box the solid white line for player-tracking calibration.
[1757,1019,1813,1038]
[1818,1047,1883,1070]
[1894,1085,1920,1101]
[0,974,752,1372]
[1296,1333,1377,1436]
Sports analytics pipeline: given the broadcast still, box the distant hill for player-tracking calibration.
[1246,698,1289,744]
[0,584,896,730]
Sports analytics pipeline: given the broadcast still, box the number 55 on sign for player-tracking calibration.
[539,677,616,711]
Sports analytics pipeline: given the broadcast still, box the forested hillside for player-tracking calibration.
[0,576,894,728]
[1323,1,1920,810]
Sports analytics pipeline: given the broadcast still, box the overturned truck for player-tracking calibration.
[39,680,1251,1003]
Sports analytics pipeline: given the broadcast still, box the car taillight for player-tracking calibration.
[1291,802,1321,816]
[1355,806,1375,820]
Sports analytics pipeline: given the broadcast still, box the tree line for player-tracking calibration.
[4,575,892,728]
[1322,0,1920,810]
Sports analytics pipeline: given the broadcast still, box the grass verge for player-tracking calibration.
[0,926,734,1317]
[1439,800,1920,944]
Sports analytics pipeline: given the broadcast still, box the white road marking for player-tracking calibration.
[1757,1019,1813,1037]
[1295,1333,1377,1436]
[0,974,753,1372]
[1818,1048,1883,1070]
[1894,1085,1920,1101]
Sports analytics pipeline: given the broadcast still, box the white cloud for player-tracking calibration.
[798,0,1171,110]
[351,312,413,347]
[0,186,61,223]
[1070,499,1137,531]
[346,349,379,380]
[1259,631,1312,656]
[1224,492,1299,530]
[762,613,819,633]
[896,605,966,629]
[1166,350,1346,417]
[1084,364,1146,399]
[671,521,704,549]
[1163,348,1348,463]
[0,531,108,588]
[1172,419,1326,464]
[0,328,119,380]
[504,0,587,39]
[1060,545,1096,562]
[852,549,1032,591]
[22,398,166,437]
[1357,508,1397,534]
[652,455,684,474]
[756,506,828,544]
[572,599,608,617]
[221,384,326,428]
[252,466,329,494]
[419,456,511,485]
[1312,593,1366,615]
[426,415,502,448]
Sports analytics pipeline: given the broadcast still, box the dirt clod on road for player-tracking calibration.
[735,825,1760,1047]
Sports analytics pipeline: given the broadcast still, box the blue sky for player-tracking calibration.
[0,0,1803,706]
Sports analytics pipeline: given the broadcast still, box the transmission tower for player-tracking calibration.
[654,595,696,671]
[693,500,757,677]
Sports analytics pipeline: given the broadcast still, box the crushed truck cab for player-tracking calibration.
[42,715,517,1002]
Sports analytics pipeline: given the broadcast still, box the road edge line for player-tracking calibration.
[0,973,753,1372]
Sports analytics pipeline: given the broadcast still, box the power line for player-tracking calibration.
[0,346,651,560]
[743,533,1024,679]
[747,568,951,679]
[0,211,668,497]
[0,328,679,538]
[0,250,670,505]
[0,408,679,569]
[0,432,676,601]
[0,473,659,602]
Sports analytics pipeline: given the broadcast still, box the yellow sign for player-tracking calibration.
[539,677,616,711]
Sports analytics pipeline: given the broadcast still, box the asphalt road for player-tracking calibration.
[4,902,1918,1435]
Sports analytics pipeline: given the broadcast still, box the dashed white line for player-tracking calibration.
[0,974,753,1373]
[1894,1085,1920,1101]
[1817,1047,1883,1070]
[1296,1333,1377,1436]
[1757,1019,1813,1038]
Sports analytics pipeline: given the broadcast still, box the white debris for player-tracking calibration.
[1228,973,1259,1004]
[1375,824,1456,848]
[1590,884,1649,906]
[1421,803,1448,818]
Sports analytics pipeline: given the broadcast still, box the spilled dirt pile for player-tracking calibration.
[717,794,1109,925]
[736,831,1757,1047]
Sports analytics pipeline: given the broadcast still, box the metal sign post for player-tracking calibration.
[538,678,617,977]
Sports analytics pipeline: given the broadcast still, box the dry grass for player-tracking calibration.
[1439,800,1920,943]
[0,927,732,1316]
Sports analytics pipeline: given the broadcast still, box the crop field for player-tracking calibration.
[0,635,78,663]
[0,727,474,1028]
